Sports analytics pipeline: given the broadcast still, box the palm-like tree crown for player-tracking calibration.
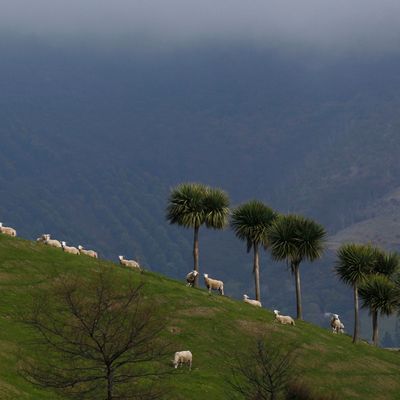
[230,200,276,252]
[335,243,378,286]
[268,214,326,264]
[166,183,230,229]
[166,183,208,228]
[203,187,230,229]
[359,275,400,316]
[373,250,400,277]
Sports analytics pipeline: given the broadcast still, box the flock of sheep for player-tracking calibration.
[35,233,142,269]
[0,223,141,270]
[0,221,344,371]
[185,269,299,327]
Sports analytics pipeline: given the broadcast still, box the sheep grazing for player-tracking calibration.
[203,273,224,295]
[186,270,199,287]
[243,294,262,308]
[36,234,48,242]
[274,310,295,326]
[118,255,141,270]
[330,314,345,334]
[172,351,192,371]
[78,245,98,259]
[0,222,17,237]
[43,234,62,248]
[61,241,80,255]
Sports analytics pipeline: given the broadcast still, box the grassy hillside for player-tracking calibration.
[0,235,400,399]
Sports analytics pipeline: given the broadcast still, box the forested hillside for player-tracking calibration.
[1,37,400,343]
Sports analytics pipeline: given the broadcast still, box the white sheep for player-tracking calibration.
[43,234,62,248]
[0,222,17,237]
[203,273,224,295]
[186,270,199,287]
[330,314,345,334]
[172,351,192,370]
[274,310,295,326]
[78,245,98,259]
[61,241,80,255]
[118,255,141,270]
[36,234,48,242]
[243,294,262,308]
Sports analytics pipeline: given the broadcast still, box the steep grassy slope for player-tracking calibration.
[0,235,400,399]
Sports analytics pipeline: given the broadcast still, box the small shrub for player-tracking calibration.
[286,381,339,400]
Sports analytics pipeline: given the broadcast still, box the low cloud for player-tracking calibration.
[1,0,400,51]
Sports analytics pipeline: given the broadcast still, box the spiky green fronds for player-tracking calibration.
[204,187,230,230]
[335,243,379,286]
[166,183,230,230]
[268,214,326,264]
[230,200,276,252]
[373,250,400,277]
[359,275,400,316]
[166,183,208,229]
[267,214,299,262]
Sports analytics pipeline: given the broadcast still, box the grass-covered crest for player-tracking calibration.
[2,234,400,398]
[268,214,326,265]
[335,243,379,285]
[230,200,276,252]
[359,275,400,316]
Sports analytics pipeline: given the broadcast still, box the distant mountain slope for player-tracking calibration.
[1,235,400,399]
[1,38,400,343]
[329,187,400,250]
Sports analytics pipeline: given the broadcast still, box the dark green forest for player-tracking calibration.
[1,37,400,343]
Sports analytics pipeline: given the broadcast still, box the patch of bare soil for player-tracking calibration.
[236,319,276,336]
[178,306,219,317]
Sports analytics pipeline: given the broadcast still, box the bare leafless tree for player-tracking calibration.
[228,337,297,400]
[20,272,171,400]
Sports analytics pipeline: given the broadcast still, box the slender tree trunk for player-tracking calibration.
[293,262,302,320]
[107,366,113,400]
[353,284,359,343]
[253,243,261,301]
[372,310,379,346]
[193,225,200,287]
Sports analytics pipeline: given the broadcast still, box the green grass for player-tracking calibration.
[0,235,400,399]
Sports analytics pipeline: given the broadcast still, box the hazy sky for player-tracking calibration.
[2,0,400,51]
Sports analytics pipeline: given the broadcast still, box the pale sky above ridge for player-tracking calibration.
[1,0,400,52]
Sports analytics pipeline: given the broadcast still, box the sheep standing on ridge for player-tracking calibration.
[243,294,262,308]
[203,273,224,295]
[36,234,48,242]
[61,241,80,255]
[172,351,192,370]
[43,234,62,248]
[186,270,198,287]
[118,255,141,270]
[0,222,16,237]
[78,245,98,259]
[330,314,345,334]
[274,310,295,326]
